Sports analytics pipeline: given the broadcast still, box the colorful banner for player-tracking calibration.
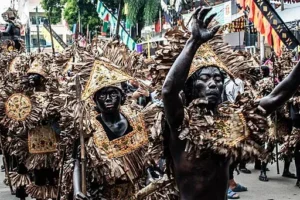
[97,1,136,51]
[237,0,299,55]
[41,27,64,52]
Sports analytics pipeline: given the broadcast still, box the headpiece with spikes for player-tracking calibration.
[189,43,236,79]
[81,59,134,100]
[27,58,47,78]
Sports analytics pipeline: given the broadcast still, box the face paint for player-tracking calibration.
[94,87,123,114]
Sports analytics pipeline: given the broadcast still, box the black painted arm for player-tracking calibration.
[162,38,201,129]
[162,7,220,131]
[260,61,300,115]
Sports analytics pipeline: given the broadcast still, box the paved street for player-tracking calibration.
[0,157,299,200]
[235,161,299,200]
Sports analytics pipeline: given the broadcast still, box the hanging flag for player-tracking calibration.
[97,1,136,51]
[104,14,109,21]
[155,19,161,32]
[237,0,299,56]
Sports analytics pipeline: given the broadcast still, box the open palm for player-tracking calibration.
[191,7,220,44]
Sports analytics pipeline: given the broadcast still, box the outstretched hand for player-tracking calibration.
[191,7,221,45]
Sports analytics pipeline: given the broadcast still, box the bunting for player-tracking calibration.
[97,1,136,51]
[237,0,299,56]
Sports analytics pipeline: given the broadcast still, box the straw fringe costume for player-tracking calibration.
[60,57,178,200]
[1,7,24,52]
[0,53,69,199]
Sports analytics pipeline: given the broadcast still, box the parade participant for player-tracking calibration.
[295,142,300,187]
[63,59,176,200]
[282,90,300,187]
[0,53,67,200]
[162,7,300,200]
[0,7,21,51]
[122,79,151,107]
[255,65,274,182]
[275,49,300,187]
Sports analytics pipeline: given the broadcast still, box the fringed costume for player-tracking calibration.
[61,57,178,199]
[0,52,69,199]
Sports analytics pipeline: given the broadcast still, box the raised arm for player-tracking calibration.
[260,61,300,115]
[162,7,220,129]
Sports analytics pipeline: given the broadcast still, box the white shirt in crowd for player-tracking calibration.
[224,78,245,103]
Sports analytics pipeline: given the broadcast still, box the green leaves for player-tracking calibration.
[143,0,160,25]
[123,0,159,26]
[62,0,101,32]
[41,0,63,24]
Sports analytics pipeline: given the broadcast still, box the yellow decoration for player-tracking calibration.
[92,107,148,158]
[28,126,58,153]
[5,93,32,121]
[82,60,133,100]
[27,59,47,78]
[124,3,128,15]
[9,57,20,73]
[41,27,64,52]
[189,43,235,79]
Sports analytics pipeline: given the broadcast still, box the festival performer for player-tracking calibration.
[0,7,22,51]
[61,58,176,200]
[162,7,300,200]
[0,53,67,200]
[278,50,300,188]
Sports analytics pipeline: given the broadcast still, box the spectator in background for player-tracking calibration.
[123,79,151,108]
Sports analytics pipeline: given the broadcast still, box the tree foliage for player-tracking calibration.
[42,0,101,33]
[63,0,101,33]
[41,0,63,24]
[124,0,160,26]
[143,0,160,25]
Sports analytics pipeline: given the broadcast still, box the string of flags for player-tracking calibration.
[236,0,299,56]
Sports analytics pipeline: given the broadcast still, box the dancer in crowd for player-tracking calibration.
[162,7,300,200]
[0,7,22,51]
[60,57,177,200]
[0,52,70,200]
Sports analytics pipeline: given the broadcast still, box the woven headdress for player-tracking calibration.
[27,59,47,78]
[1,7,18,21]
[81,60,133,100]
[189,43,235,79]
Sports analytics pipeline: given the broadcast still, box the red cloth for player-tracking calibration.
[104,14,109,22]
[155,20,161,32]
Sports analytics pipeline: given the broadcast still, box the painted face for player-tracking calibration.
[28,73,44,87]
[185,66,224,105]
[94,87,123,113]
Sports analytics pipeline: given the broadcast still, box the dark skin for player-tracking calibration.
[94,87,129,139]
[27,73,46,92]
[162,7,300,200]
[73,86,161,199]
[73,86,127,199]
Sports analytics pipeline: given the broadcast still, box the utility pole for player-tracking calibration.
[25,20,31,53]
[35,6,41,53]
[48,8,55,55]
[78,0,82,34]
[115,0,124,39]
[281,0,284,11]
[260,34,265,64]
